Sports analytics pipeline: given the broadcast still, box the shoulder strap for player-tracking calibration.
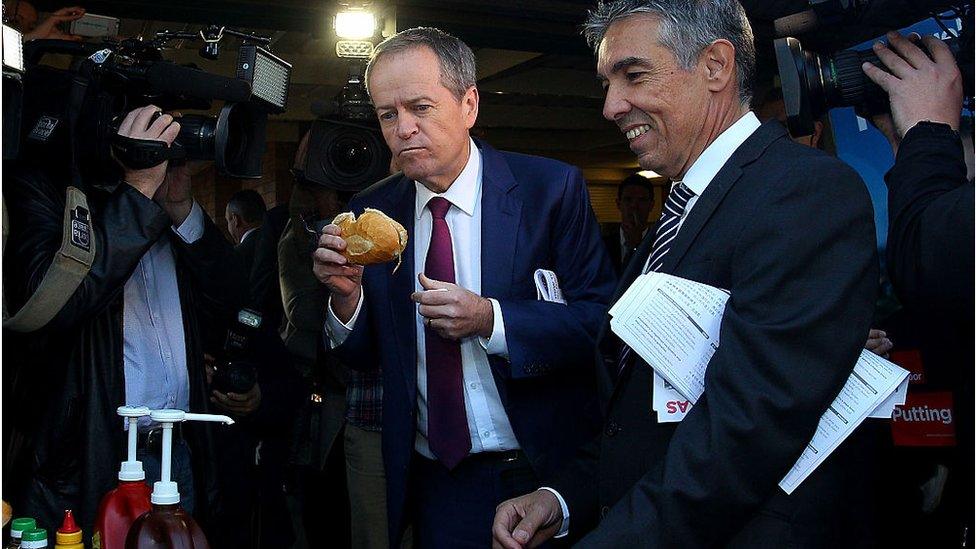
[4,186,96,332]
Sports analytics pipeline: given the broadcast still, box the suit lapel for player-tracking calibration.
[660,120,787,273]
[478,140,521,301]
[382,176,419,404]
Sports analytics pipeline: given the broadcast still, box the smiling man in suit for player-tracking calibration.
[493,1,882,547]
[312,27,616,548]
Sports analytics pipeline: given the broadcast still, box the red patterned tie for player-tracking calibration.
[424,197,470,468]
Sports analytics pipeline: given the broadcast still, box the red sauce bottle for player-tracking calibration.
[93,407,153,549]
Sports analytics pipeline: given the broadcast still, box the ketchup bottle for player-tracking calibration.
[92,407,153,549]
[124,410,233,549]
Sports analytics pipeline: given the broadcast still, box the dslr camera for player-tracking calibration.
[211,308,263,395]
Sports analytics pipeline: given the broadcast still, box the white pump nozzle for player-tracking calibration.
[147,409,234,505]
[117,406,151,481]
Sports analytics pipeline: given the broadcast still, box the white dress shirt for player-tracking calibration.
[550,111,763,537]
[123,201,205,429]
[240,227,259,244]
[326,138,521,459]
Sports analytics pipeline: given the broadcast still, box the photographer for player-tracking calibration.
[863,30,974,546]
[3,104,246,534]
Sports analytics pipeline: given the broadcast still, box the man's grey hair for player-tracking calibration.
[365,27,477,101]
[583,0,756,105]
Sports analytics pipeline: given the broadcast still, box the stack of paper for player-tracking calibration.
[609,272,909,494]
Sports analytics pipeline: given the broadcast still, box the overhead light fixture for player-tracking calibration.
[335,8,376,40]
[637,170,660,179]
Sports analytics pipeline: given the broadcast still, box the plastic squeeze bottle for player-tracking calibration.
[124,410,233,549]
[53,511,83,549]
[19,529,47,549]
[8,518,37,549]
[92,406,153,549]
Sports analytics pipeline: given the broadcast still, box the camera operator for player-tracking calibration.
[3,104,246,535]
[862,30,974,547]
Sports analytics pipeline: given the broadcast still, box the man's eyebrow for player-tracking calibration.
[611,56,653,74]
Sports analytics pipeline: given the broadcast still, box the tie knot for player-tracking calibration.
[428,197,452,220]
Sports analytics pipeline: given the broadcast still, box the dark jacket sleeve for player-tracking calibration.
[498,167,617,379]
[172,210,247,328]
[578,160,879,547]
[3,169,170,332]
[885,121,974,314]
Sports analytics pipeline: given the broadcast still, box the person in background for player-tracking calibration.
[603,173,655,275]
[278,131,352,548]
[3,105,244,534]
[225,189,267,273]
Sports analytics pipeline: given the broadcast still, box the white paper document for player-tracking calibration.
[534,269,566,304]
[779,349,909,494]
[609,272,909,494]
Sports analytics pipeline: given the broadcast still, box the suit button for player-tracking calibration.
[601,506,610,518]
[604,421,619,437]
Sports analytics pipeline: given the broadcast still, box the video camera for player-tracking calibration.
[302,62,391,192]
[774,4,973,136]
[18,24,291,182]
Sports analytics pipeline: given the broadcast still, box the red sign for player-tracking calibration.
[889,349,926,385]
[891,391,956,447]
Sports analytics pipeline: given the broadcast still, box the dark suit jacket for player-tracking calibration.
[234,227,260,277]
[600,225,625,277]
[550,121,882,548]
[329,139,616,546]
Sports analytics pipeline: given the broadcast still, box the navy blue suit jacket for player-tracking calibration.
[329,139,616,545]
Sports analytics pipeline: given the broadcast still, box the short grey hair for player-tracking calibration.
[365,27,477,101]
[583,0,756,105]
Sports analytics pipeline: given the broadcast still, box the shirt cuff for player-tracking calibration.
[538,487,570,538]
[479,298,509,358]
[171,201,204,244]
[324,291,363,348]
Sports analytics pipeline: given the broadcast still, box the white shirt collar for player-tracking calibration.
[240,227,259,243]
[678,111,761,197]
[415,137,482,219]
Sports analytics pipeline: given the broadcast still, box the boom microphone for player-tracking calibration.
[146,62,252,103]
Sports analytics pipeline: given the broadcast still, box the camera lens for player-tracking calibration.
[176,114,217,159]
[329,133,372,177]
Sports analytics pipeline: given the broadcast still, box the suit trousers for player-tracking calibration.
[345,423,394,549]
[407,450,537,548]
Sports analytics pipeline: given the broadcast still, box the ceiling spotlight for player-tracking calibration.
[335,8,376,40]
[637,170,661,179]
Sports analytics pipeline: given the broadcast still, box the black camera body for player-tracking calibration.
[16,30,290,183]
[775,6,972,136]
[211,309,262,394]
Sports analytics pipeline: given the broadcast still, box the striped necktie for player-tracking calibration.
[615,182,696,377]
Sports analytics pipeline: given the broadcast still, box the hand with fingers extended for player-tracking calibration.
[24,6,86,42]
[492,490,564,549]
[862,31,963,138]
[312,223,364,322]
[211,383,262,417]
[116,105,182,199]
[411,272,494,340]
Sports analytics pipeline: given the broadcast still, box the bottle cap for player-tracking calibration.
[119,460,146,482]
[10,517,37,536]
[56,510,83,544]
[151,480,181,505]
[21,528,48,548]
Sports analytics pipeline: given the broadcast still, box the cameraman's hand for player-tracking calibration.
[312,224,363,323]
[863,32,963,138]
[118,105,181,199]
[211,384,262,417]
[24,7,85,42]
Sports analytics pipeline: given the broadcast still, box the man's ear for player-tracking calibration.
[462,86,479,130]
[701,39,736,95]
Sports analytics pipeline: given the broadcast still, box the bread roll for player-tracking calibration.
[334,208,408,266]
